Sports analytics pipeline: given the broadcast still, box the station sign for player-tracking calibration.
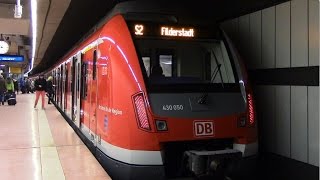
[0,55,24,62]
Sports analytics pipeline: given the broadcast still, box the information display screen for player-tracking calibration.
[129,22,216,39]
[0,55,24,62]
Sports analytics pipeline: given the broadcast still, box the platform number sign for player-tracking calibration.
[194,121,214,137]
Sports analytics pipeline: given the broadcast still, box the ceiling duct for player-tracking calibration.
[14,0,23,18]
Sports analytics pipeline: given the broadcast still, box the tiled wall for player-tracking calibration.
[221,0,319,166]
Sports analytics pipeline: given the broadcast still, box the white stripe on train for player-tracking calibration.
[81,124,257,165]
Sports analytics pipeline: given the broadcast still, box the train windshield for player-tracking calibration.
[130,24,240,92]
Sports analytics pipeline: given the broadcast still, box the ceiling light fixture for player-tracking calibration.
[25,0,37,75]
[14,0,23,18]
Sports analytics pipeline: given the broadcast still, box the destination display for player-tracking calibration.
[130,22,218,39]
[160,27,194,37]
[0,55,24,62]
[132,23,196,38]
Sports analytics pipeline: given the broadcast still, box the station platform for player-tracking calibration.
[0,93,111,180]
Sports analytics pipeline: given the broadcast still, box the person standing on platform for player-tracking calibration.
[34,75,47,109]
[5,77,14,94]
[25,78,31,93]
[19,77,26,94]
[13,79,19,94]
[46,76,54,104]
[0,75,6,105]
[30,79,35,93]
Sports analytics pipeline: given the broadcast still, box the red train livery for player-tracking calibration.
[45,2,258,179]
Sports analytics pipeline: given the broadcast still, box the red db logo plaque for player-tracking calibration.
[194,121,214,137]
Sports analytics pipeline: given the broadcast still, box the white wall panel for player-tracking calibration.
[275,86,291,157]
[308,86,319,166]
[261,86,276,153]
[262,6,276,68]
[220,0,319,166]
[238,15,251,68]
[249,11,262,68]
[255,86,268,151]
[309,0,319,66]
[276,2,291,68]
[291,86,308,163]
[291,0,308,67]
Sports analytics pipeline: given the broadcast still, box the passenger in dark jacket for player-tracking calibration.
[34,75,47,109]
[0,75,6,105]
[13,79,19,94]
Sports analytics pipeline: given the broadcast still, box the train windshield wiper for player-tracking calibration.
[211,48,224,88]
[197,49,224,104]
[197,64,221,104]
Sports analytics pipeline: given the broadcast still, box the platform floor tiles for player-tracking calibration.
[0,93,111,180]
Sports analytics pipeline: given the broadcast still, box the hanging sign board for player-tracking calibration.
[0,55,24,62]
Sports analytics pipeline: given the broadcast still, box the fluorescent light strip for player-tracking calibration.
[25,0,37,75]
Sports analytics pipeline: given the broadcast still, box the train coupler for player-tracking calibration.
[184,149,242,177]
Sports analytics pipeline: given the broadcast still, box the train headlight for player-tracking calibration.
[156,120,168,131]
[238,116,246,127]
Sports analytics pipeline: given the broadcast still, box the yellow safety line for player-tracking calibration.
[38,110,65,180]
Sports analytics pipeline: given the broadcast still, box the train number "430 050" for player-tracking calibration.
[162,105,184,111]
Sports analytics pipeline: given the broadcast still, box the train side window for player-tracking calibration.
[93,50,97,80]
[81,63,88,99]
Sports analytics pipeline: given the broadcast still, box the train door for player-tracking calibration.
[80,61,88,132]
[59,67,63,107]
[61,64,65,110]
[56,68,60,103]
[89,50,98,145]
[66,60,72,118]
[52,69,56,102]
[64,63,69,113]
[72,53,82,128]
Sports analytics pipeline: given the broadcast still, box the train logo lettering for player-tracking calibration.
[194,121,214,137]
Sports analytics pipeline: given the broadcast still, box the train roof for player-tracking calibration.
[43,1,221,75]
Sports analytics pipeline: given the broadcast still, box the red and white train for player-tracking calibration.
[43,2,258,179]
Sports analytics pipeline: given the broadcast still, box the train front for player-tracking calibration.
[126,20,258,179]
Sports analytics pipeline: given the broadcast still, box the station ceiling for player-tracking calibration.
[0,0,289,75]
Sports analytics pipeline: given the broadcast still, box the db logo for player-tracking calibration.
[194,121,214,137]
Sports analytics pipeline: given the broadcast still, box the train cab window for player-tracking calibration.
[142,57,151,77]
[159,55,172,77]
[134,38,239,92]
